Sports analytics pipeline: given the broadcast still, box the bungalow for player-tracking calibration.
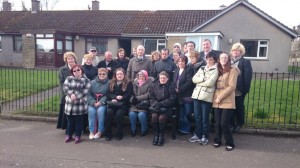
[0,0,297,72]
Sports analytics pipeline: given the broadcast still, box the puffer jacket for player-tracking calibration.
[63,76,91,115]
[212,67,239,109]
[129,77,154,112]
[191,64,218,103]
[87,77,109,106]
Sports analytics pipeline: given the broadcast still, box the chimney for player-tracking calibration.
[32,0,40,13]
[92,0,100,10]
[219,4,226,10]
[3,1,12,11]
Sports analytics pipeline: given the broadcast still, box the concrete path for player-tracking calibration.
[0,119,299,168]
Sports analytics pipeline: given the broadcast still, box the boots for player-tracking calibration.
[157,123,165,146]
[152,122,159,145]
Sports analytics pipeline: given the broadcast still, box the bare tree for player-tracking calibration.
[21,0,29,11]
[40,0,59,10]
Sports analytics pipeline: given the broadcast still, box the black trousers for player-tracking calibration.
[233,95,245,126]
[214,108,235,147]
[105,107,127,137]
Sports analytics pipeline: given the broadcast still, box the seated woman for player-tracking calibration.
[149,71,176,146]
[105,68,133,141]
[129,70,154,137]
[87,68,109,140]
[63,64,91,144]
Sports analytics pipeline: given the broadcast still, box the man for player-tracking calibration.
[82,47,100,67]
[185,41,196,63]
[152,48,177,81]
[97,51,118,79]
[199,39,222,61]
[127,45,151,81]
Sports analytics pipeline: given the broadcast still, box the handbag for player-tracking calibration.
[136,100,150,110]
[106,101,124,108]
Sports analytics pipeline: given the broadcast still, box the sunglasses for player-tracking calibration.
[98,73,107,76]
[90,50,97,52]
[73,69,81,72]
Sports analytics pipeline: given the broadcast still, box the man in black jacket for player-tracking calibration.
[97,51,118,79]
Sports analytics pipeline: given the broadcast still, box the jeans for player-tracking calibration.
[66,114,83,137]
[194,100,212,139]
[214,108,235,147]
[179,102,193,133]
[88,105,106,133]
[129,111,148,132]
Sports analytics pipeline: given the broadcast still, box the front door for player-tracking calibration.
[36,38,55,67]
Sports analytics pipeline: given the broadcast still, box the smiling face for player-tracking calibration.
[202,40,212,52]
[137,46,145,56]
[116,70,125,81]
[118,50,125,59]
[231,49,242,58]
[98,71,107,80]
[206,57,216,67]
[159,74,168,84]
[67,56,76,67]
[219,53,229,66]
[72,66,83,78]
[85,58,93,65]
[138,74,146,81]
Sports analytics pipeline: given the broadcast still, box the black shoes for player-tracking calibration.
[225,146,234,151]
[105,136,111,141]
[131,130,136,137]
[152,134,159,145]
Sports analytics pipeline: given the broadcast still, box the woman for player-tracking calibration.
[172,52,181,67]
[105,68,133,141]
[57,52,77,130]
[129,70,154,137]
[82,54,98,81]
[173,56,194,134]
[213,52,239,151]
[115,48,130,71]
[189,51,219,145]
[188,51,205,74]
[87,68,109,140]
[230,43,252,133]
[149,71,176,146]
[149,51,161,76]
[63,64,91,144]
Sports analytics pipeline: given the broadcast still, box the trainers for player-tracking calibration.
[199,136,209,145]
[188,134,201,143]
[94,132,102,139]
[64,136,74,143]
[74,136,81,144]
[89,133,94,140]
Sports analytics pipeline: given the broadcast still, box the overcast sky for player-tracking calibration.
[6,0,300,28]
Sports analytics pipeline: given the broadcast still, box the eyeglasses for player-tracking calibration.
[90,50,97,52]
[73,69,81,72]
[98,73,107,76]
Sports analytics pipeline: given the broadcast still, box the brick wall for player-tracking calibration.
[22,34,36,68]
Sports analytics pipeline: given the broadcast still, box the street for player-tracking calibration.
[0,119,299,168]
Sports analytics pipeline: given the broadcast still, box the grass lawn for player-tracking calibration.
[0,68,59,103]
[288,66,300,73]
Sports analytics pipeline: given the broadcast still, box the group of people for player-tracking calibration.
[56,39,252,151]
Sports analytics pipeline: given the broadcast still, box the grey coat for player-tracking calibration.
[63,76,91,115]
[129,77,154,112]
[87,77,109,106]
[58,64,71,104]
[127,56,151,80]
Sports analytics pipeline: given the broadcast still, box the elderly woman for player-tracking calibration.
[149,71,176,146]
[105,68,133,141]
[129,70,154,137]
[213,52,239,151]
[82,54,98,81]
[115,48,130,71]
[150,51,161,76]
[189,51,219,145]
[63,64,91,144]
[57,52,77,130]
[230,43,253,133]
[173,56,194,134]
[87,68,109,140]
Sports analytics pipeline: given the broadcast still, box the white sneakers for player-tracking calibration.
[94,132,102,139]
[89,133,95,140]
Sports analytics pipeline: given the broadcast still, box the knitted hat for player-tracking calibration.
[173,43,181,50]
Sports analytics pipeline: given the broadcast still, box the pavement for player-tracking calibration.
[0,119,300,168]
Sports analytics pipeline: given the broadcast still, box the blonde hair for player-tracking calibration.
[98,68,108,74]
[230,43,246,56]
[83,54,94,60]
[63,52,77,63]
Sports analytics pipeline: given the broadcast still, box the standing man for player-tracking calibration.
[152,48,177,81]
[230,43,253,133]
[199,39,222,61]
[97,51,118,79]
[127,45,151,81]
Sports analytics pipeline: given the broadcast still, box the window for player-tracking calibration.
[144,39,166,55]
[241,40,269,58]
[186,35,221,51]
[86,37,107,54]
[36,39,54,52]
[13,35,22,52]
[65,36,73,52]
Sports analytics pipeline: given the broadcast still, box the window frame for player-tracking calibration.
[143,39,166,55]
[241,39,269,59]
[86,37,108,55]
[13,35,23,52]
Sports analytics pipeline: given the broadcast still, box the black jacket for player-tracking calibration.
[97,59,118,79]
[115,58,130,72]
[236,57,253,95]
[149,81,177,108]
[173,66,194,102]
[107,81,133,109]
[151,58,177,81]
[82,64,98,81]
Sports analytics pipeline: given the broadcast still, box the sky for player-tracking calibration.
[5,0,300,28]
